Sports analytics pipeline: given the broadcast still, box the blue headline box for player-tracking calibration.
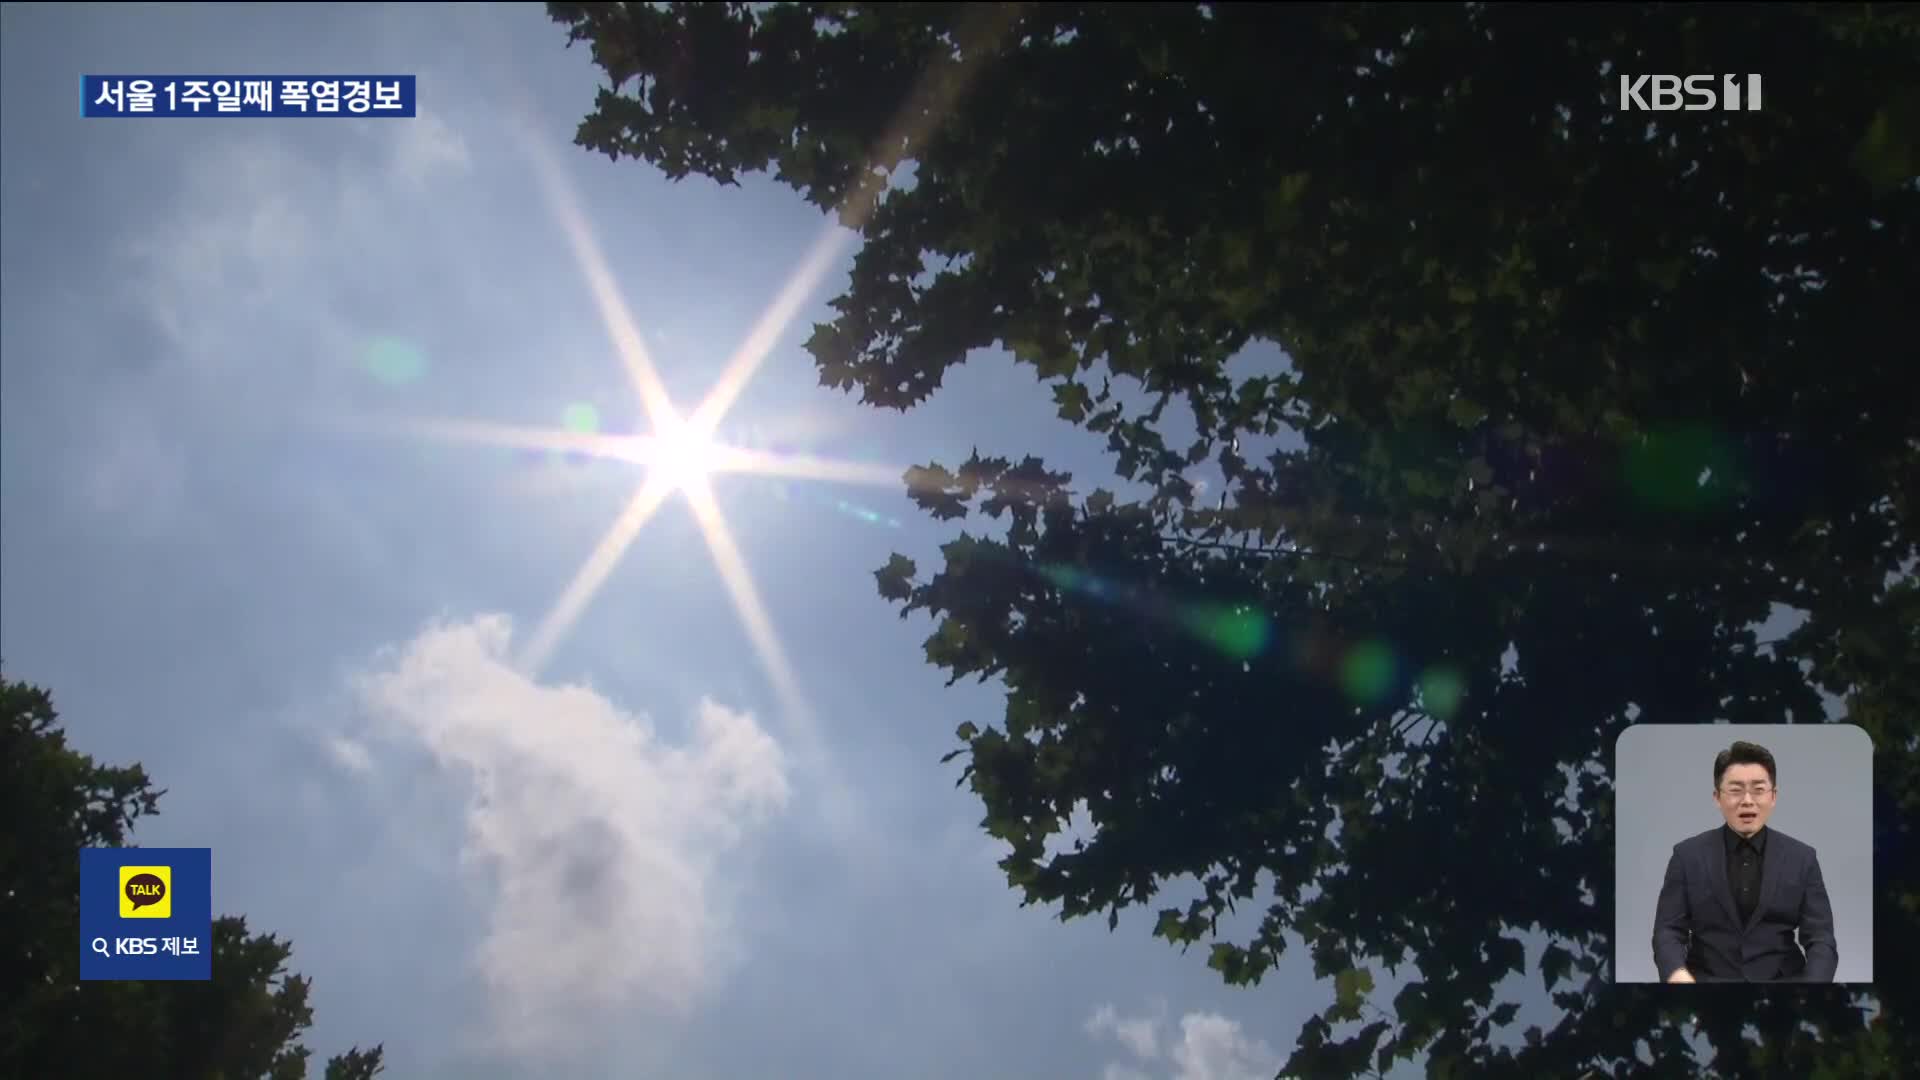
[79,847,214,981]
[82,76,415,118]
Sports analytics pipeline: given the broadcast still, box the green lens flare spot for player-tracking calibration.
[562,402,600,434]
[363,338,426,385]
[1340,641,1397,706]
[1419,666,1466,721]
[1623,424,1741,512]
[1195,606,1272,661]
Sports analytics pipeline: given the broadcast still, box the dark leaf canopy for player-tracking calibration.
[1,678,385,1080]
[550,3,1919,1076]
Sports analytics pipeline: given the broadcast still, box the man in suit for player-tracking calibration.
[1652,740,1839,983]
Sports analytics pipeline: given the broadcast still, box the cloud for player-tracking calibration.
[1089,1001,1165,1061]
[124,110,472,381]
[324,733,374,775]
[1168,1013,1283,1080]
[1087,1003,1282,1080]
[390,112,472,189]
[350,614,790,1055]
[61,108,478,535]
[78,396,188,535]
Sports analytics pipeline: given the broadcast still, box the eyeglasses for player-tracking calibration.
[1718,784,1773,799]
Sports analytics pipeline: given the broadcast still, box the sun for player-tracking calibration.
[645,415,723,493]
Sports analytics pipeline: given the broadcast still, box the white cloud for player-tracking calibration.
[1088,1000,1165,1061]
[68,109,478,533]
[350,614,790,1055]
[1088,1003,1282,1080]
[324,733,374,775]
[126,112,470,364]
[80,397,187,534]
[1169,1012,1282,1080]
[390,112,472,189]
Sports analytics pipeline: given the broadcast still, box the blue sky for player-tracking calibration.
[0,4,1345,1077]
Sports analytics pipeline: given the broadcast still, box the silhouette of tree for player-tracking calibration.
[1,677,385,1079]
[548,3,1917,1075]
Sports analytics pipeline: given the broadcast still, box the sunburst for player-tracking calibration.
[384,153,903,738]
[369,7,1018,741]
[472,223,879,702]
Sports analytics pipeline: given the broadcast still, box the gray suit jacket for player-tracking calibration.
[1651,826,1838,982]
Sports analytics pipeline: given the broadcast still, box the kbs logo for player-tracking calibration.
[1619,74,1763,112]
[118,865,171,919]
[81,847,211,981]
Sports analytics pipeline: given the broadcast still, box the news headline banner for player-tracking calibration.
[79,847,213,981]
[81,76,416,118]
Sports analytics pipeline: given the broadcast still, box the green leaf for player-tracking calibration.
[1599,408,1637,440]
[1637,258,1687,292]
[1039,352,1080,380]
[1207,943,1254,983]
[1850,89,1920,194]
[1264,171,1313,228]
[925,617,972,667]
[1541,943,1574,991]
[1334,965,1374,1009]
[1491,935,1525,977]
[1446,396,1488,428]
[873,553,918,603]
[1052,381,1094,423]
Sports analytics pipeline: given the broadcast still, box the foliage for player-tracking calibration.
[550,3,1918,1076]
[0,677,385,1080]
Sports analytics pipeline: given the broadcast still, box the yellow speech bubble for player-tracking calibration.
[119,865,172,919]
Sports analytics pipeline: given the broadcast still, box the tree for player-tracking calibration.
[547,3,1918,1076]
[0,677,385,1079]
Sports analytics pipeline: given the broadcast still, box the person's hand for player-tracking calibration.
[1667,968,1696,984]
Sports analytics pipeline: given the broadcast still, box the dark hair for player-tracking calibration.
[1714,740,1777,789]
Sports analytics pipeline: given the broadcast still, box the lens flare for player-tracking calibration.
[1418,665,1466,720]
[1340,641,1399,706]
[1623,424,1741,512]
[364,337,427,385]
[1188,605,1273,661]
[562,402,601,434]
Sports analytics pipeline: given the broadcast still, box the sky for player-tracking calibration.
[0,4,1333,1077]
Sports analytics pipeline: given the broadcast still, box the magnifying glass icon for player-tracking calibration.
[90,937,110,958]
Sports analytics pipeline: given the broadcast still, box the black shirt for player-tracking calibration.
[1723,824,1768,925]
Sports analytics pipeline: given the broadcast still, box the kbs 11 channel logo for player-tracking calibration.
[79,847,214,981]
[81,75,416,118]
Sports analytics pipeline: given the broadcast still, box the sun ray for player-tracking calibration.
[683,6,1018,439]
[522,124,681,430]
[712,445,907,489]
[518,478,674,675]
[685,223,853,436]
[682,482,813,732]
[364,416,643,462]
